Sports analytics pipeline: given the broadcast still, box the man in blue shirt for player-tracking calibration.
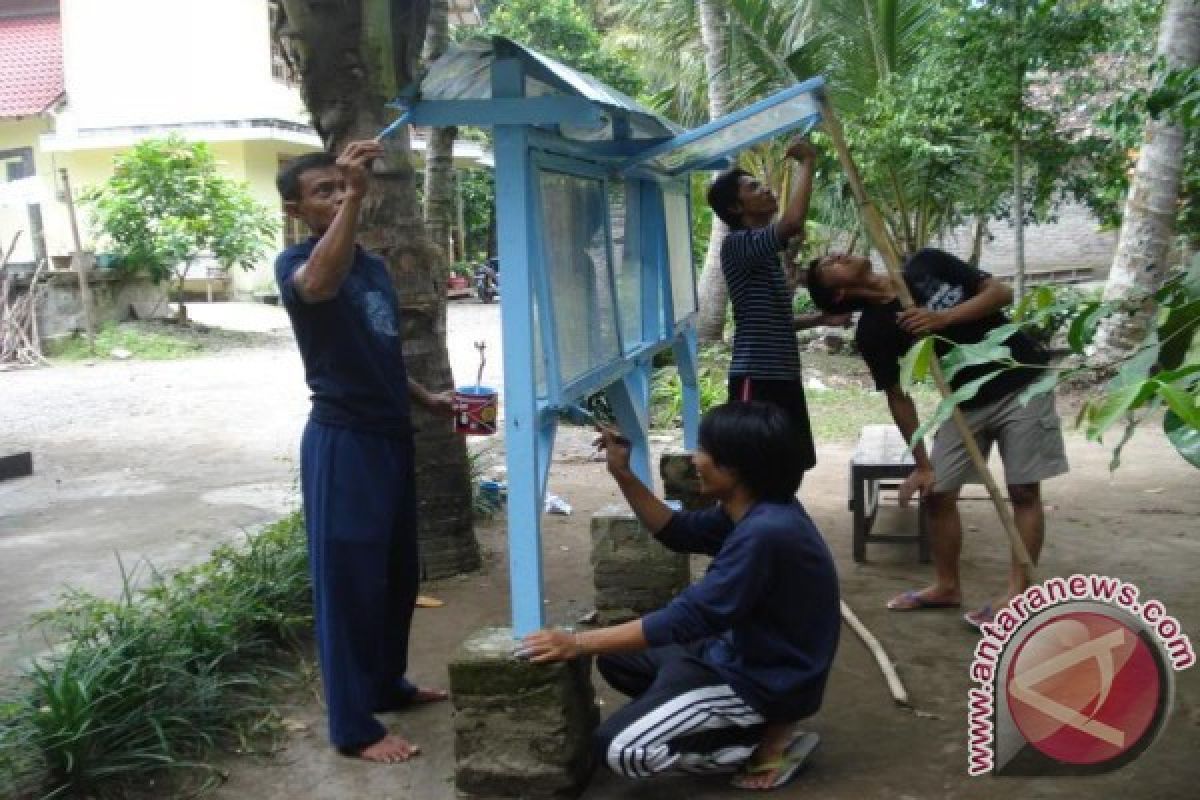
[275,141,454,763]
[521,403,840,790]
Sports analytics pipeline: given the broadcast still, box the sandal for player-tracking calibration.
[887,589,961,611]
[731,731,820,791]
[964,604,995,630]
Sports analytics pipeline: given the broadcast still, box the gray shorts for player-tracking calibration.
[932,389,1069,492]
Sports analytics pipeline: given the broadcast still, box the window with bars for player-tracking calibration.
[268,4,298,86]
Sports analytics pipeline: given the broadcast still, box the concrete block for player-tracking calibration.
[660,449,714,510]
[449,627,598,799]
[590,505,689,616]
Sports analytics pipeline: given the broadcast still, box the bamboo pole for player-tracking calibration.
[841,600,909,706]
[817,93,1033,580]
[59,169,96,350]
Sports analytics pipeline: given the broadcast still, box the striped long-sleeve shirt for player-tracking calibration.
[721,223,801,380]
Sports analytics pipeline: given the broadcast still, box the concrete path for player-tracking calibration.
[0,299,502,674]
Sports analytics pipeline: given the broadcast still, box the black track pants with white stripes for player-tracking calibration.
[595,643,766,778]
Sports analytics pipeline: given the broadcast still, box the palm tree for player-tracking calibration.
[272,0,480,579]
[422,0,458,264]
[1095,0,1200,359]
[694,0,735,343]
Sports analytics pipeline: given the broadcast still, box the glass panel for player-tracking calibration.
[663,189,696,324]
[608,181,642,351]
[642,93,819,175]
[533,293,547,400]
[537,170,621,385]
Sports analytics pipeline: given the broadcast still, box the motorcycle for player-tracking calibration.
[474,261,499,303]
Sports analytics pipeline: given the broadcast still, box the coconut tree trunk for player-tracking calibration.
[694,0,734,343]
[274,0,479,578]
[1095,0,1200,359]
[1011,0,1028,304]
[422,0,458,266]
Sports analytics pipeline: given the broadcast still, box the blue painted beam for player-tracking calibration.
[674,326,700,451]
[404,97,605,128]
[620,79,826,177]
[493,58,548,637]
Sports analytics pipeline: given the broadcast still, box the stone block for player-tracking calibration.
[449,627,599,799]
[590,505,689,617]
[659,449,714,511]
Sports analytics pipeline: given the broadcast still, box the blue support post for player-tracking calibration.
[674,326,700,450]
[605,372,652,485]
[493,58,547,637]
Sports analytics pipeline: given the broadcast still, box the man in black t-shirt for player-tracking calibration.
[807,249,1068,628]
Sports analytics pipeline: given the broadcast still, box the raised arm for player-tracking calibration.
[597,428,674,535]
[290,140,382,303]
[897,250,1014,336]
[884,384,935,505]
[775,138,817,242]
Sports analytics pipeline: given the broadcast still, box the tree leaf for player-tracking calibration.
[1155,381,1200,429]
[1109,335,1160,391]
[1165,410,1200,469]
[940,341,1012,382]
[1066,301,1104,353]
[1085,380,1158,441]
[907,372,1000,452]
[1157,298,1200,371]
[899,337,934,390]
[1017,369,1062,406]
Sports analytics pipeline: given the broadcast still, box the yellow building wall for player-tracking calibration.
[2,130,318,299]
[0,116,57,266]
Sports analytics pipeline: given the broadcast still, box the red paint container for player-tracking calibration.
[453,386,498,435]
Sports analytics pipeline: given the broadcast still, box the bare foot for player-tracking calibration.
[356,733,420,764]
[376,685,450,713]
[410,686,449,704]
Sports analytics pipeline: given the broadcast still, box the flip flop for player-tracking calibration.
[964,604,995,630]
[731,731,820,791]
[415,594,445,608]
[886,589,961,611]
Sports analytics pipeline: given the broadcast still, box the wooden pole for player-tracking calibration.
[817,93,1033,579]
[841,600,909,707]
[59,168,96,350]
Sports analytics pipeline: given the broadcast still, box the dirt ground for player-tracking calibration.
[3,301,1198,798]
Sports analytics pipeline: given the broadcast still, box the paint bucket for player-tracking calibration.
[454,386,499,435]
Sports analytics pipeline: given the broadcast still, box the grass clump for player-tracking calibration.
[46,320,266,362]
[0,512,311,799]
[649,347,941,442]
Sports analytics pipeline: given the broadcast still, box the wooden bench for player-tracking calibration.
[848,425,930,563]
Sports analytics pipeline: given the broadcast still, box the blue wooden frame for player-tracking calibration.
[621,79,826,177]
[386,48,826,636]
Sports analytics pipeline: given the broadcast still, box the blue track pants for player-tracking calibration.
[300,420,420,750]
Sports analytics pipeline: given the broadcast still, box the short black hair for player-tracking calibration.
[276,152,337,202]
[697,401,804,502]
[806,257,868,314]
[706,168,751,229]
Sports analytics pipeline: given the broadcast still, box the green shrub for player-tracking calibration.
[651,346,730,428]
[0,513,310,799]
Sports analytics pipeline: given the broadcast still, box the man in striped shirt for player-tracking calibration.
[706,138,844,478]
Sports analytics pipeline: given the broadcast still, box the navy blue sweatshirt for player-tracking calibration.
[641,501,840,722]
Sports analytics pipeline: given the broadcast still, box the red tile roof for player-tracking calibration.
[0,14,63,118]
